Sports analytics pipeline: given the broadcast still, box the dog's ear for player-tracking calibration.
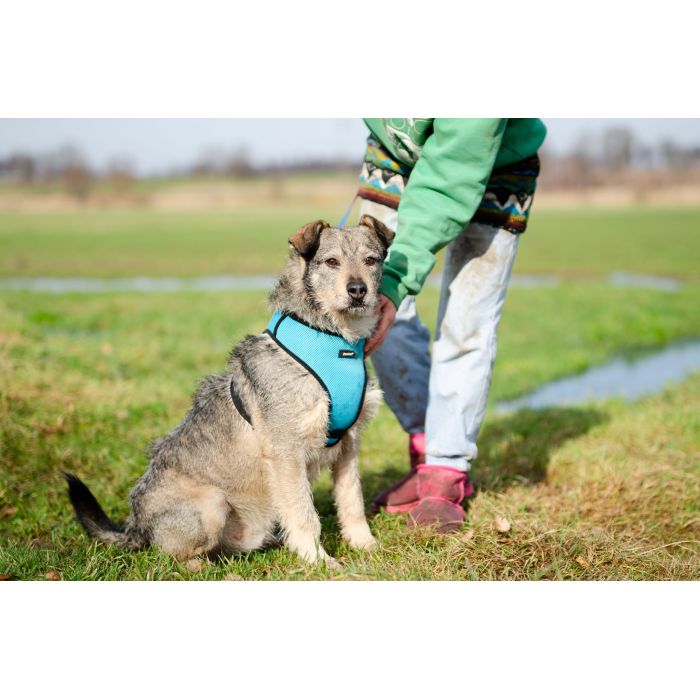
[288,219,331,259]
[359,214,395,254]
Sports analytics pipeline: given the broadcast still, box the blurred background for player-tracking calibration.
[2,118,700,208]
[1,119,700,580]
[1,118,699,280]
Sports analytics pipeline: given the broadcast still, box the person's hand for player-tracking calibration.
[365,294,397,356]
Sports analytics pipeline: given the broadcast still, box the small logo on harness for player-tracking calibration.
[338,349,356,359]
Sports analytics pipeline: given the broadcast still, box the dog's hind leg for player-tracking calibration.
[141,476,230,561]
[219,506,276,555]
[331,438,377,551]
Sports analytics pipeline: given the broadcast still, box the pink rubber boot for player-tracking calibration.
[374,462,474,533]
[372,433,425,512]
[406,465,472,532]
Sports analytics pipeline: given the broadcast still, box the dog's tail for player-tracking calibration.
[63,472,146,550]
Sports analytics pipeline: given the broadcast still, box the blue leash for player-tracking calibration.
[337,195,357,228]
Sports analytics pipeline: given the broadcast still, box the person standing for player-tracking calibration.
[358,118,546,531]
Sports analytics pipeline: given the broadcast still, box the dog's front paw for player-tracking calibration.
[346,532,378,552]
[313,546,342,570]
[351,536,378,551]
[321,553,342,571]
[292,542,342,570]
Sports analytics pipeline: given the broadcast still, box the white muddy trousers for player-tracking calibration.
[361,199,520,472]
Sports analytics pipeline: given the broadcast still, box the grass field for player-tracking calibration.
[1,199,699,580]
[0,205,699,280]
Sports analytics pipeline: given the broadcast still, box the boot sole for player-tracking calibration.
[378,483,475,515]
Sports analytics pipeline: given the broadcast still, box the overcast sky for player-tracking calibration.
[1,119,698,175]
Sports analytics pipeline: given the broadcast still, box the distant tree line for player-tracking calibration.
[2,128,699,198]
[0,144,136,200]
[539,127,700,189]
[0,142,360,201]
[182,145,359,178]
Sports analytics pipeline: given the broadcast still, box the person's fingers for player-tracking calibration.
[368,297,395,354]
[365,324,382,355]
[365,300,395,356]
[365,322,381,356]
[365,333,381,356]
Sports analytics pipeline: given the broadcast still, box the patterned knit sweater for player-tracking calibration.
[358,118,546,309]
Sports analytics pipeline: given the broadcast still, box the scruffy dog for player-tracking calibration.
[65,216,394,567]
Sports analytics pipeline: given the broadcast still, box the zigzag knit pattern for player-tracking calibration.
[473,156,540,234]
[357,137,540,234]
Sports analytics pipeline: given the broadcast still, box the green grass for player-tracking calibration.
[1,198,698,579]
[1,205,699,279]
[0,210,313,277]
[420,283,700,402]
[518,207,700,281]
[1,283,699,580]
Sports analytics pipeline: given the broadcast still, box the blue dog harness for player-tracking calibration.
[263,311,367,446]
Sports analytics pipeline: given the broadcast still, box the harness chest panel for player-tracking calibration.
[264,312,367,446]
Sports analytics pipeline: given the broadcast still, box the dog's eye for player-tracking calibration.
[365,257,377,266]
[325,258,340,268]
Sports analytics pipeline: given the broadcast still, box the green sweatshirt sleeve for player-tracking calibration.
[379,118,507,308]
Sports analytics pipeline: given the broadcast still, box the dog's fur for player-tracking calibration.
[65,215,394,567]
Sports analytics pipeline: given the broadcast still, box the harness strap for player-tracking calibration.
[230,377,252,426]
[264,312,367,447]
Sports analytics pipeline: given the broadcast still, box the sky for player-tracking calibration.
[1,119,698,175]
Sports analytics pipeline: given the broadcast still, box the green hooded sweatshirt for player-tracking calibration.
[362,118,546,308]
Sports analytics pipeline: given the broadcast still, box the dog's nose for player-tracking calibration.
[347,279,367,300]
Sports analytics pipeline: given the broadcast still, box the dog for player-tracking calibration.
[65,215,394,568]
